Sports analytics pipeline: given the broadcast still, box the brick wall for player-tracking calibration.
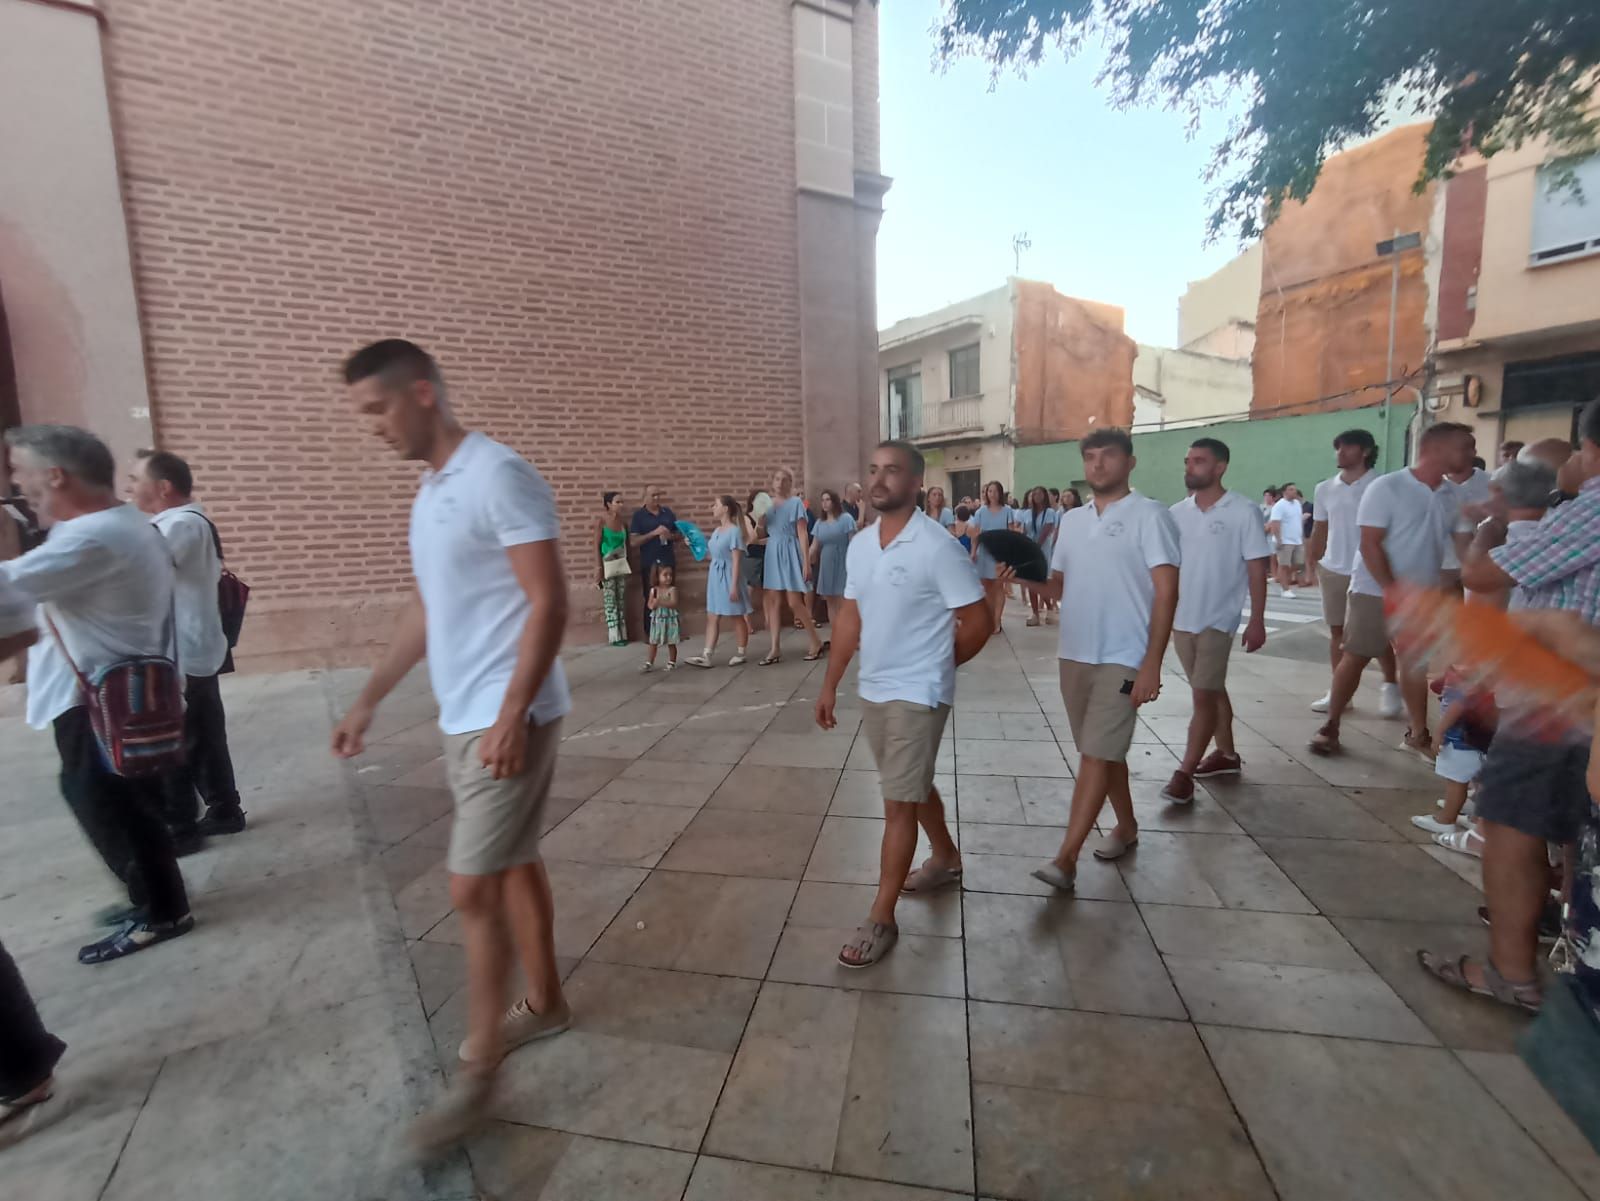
[100,0,809,664]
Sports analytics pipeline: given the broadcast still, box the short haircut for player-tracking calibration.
[1421,421,1474,446]
[1500,440,1526,454]
[1581,397,1600,448]
[3,424,115,490]
[1334,427,1380,468]
[1081,427,1133,456]
[1492,458,1557,510]
[602,490,620,507]
[138,449,194,496]
[954,504,972,521]
[876,439,925,478]
[341,338,444,395]
[1189,437,1230,462]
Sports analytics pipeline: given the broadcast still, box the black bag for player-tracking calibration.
[198,514,249,672]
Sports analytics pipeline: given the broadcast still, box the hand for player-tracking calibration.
[815,685,837,731]
[1241,618,1266,654]
[654,525,671,539]
[729,587,741,604]
[994,563,1026,588]
[331,702,375,759]
[1432,729,1447,758]
[803,561,813,584]
[1130,664,1162,707]
[478,712,529,780]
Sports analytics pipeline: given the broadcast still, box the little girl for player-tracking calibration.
[643,564,681,672]
[1411,665,1495,855]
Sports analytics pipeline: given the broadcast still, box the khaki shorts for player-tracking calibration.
[861,700,950,803]
[1342,592,1392,660]
[1058,659,1139,763]
[443,717,563,876]
[1320,569,1350,627]
[1276,543,1306,568]
[1173,628,1232,692]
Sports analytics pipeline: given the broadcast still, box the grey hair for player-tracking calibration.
[3,424,116,490]
[1492,458,1556,511]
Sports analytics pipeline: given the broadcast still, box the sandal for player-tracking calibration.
[758,654,782,666]
[78,915,194,965]
[1433,826,1484,858]
[1308,723,1341,756]
[728,651,748,667]
[901,859,962,894]
[0,1077,57,1150]
[838,921,898,968]
[1416,950,1542,1014]
[804,645,827,662]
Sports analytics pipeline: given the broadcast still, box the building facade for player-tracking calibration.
[1178,242,1261,361]
[0,0,885,666]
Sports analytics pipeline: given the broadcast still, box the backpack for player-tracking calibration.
[197,514,250,670]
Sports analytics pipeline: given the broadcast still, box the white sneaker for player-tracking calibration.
[1282,589,1297,600]
[1378,682,1403,718]
[1310,692,1332,713]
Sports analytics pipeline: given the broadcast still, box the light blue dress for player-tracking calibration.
[1018,506,1058,551]
[706,523,751,617]
[972,504,1016,580]
[813,513,855,597]
[933,508,956,530]
[763,494,808,592]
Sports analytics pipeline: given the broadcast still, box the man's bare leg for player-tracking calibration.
[503,860,565,1014]
[1213,690,1238,758]
[452,872,511,1068]
[915,785,960,869]
[1179,691,1220,774]
[1105,762,1137,843]
[864,800,919,932]
[1378,645,1398,685]
[1327,626,1343,675]
[1400,662,1431,738]
[1053,757,1110,869]
[1479,820,1547,985]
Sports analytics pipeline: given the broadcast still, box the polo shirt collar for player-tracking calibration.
[1090,489,1141,519]
[423,431,483,483]
[876,511,924,548]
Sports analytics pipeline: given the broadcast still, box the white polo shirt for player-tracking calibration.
[151,502,229,678]
[1170,491,1273,635]
[1268,496,1304,545]
[409,432,571,735]
[1442,467,1492,570]
[1,503,177,730]
[1311,470,1376,577]
[1051,490,1181,669]
[1349,468,1456,598]
[843,509,984,708]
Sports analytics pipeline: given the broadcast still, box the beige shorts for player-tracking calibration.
[443,717,563,876]
[1342,592,1392,661]
[1173,628,1232,692]
[861,700,950,803]
[1276,543,1306,568]
[1058,659,1139,763]
[1320,569,1351,627]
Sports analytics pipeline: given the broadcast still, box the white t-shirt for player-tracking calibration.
[1,503,178,730]
[1170,491,1273,635]
[0,574,33,640]
[1312,471,1377,577]
[1268,497,1304,545]
[151,502,229,678]
[409,432,572,735]
[1050,490,1182,669]
[1442,467,1493,570]
[844,509,984,708]
[1349,469,1456,598]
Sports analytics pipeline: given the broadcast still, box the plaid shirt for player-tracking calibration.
[1490,475,1600,622]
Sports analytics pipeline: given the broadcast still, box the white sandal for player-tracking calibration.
[685,653,713,669]
[728,651,748,666]
[1433,827,1484,858]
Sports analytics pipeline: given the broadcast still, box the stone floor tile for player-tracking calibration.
[956,775,1027,823]
[1212,783,1402,842]
[1121,792,1248,835]
[1421,842,1485,890]
[365,783,455,846]
[394,860,454,940]
[592,771,725,808]
[408,938,465,1017]
[1342,786,1442,843]
[788,879,963,937]
[959,821,1067,858]
[544,859,648,957]
[743,730,856,769]
[588,871,797,978]
[467,1125,695,1201]
[1014,775,1079,823]
[706,762,841,814]
[1458,1051,1600,1201]
[963,891,1184,1018]
[621,756,738,788]
[704,981,860,1170]
[833,992,973,1192]
[648,728,761,763]
[686,1157,970,1201]
[561,960,758,1053]
[380,838,447,895]
[1142,906,1366,969]
[1202,1025,1587,1201]
[538,799,698,868]
[955,739,1070,776]
[1122,742,1184,781]
[768,924,966,997]
[959,851,1132,901]
[1257,837,1483,922]
[1199,746,1331,788]
[548,753,630,800]
[389,754,449,791]
[1117,831,1316,912]
[803,816,951,886]
[657,809,823,879]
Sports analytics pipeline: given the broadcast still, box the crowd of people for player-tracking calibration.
[3,334,1597,1155]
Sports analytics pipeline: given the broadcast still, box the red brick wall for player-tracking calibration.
[100,0,806,661]
[1436,166,1487,343]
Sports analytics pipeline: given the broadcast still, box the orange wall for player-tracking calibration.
[1011,281,1136,443]
[1254,124,1436,415]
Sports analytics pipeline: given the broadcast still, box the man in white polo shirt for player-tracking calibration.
[1307,430,1401,716]
[330,340,572,1155]
[816,440,990,968]
[1310,421,1475,757]
[1004,427,1180,891]
[1267,483,1306,597]
[1161,438,1270,804]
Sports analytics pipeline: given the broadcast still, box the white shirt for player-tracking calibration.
[1051,490,1182,668]
[409,432,571,735]
[1268,496,1304,545]
[1442,467,1493,570]
[1170,491,1273,635]
[151,502,229,677]
[1349,469,1457,598]
[844,509,984,707]
[1312,471,1377,577]
[1,503,177,730]
[0,574,32,640]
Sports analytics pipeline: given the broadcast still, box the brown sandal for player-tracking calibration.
[1416,950,1542,1014]
[1308,723,1341,756]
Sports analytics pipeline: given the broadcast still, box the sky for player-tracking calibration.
[875,1,1252,347]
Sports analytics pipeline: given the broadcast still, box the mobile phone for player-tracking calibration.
[1120,678,1135,695]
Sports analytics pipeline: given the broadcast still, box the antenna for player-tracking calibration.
[1012,231,1032,275]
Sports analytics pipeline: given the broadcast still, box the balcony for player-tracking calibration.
[909,395,983,443]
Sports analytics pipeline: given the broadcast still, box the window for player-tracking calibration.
[886,364,922,440]
[1502,351,1600,413]
[948,343,980,398]
[1530,154,1600,265]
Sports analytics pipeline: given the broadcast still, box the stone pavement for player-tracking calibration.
[4,606,1600,1201]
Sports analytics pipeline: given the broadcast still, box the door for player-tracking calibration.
[948,469,981,507]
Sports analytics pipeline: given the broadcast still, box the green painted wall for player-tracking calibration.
[1013,402,1418,506]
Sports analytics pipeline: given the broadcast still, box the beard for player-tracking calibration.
[1183,474,1212,492]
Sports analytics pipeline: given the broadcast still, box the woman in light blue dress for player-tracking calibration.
[972,480,1018,633]
[924,485,957,533]
[810,490,856,640]
[1018,486,1060,628]
[686,495,751,669]
[758,468,823,664]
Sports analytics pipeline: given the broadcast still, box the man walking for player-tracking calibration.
[1004,428,1180,890]
[1267,483,1306,597]
[130,450,247,841]
[1310,422,1475,757]
[331,340,571,1154]
[629,485,682,610]
[1307,430,1402,717]
[843,481,863,522]
[816,441,990,967]
[1,426,193,964]
[1161,438,1269,803]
